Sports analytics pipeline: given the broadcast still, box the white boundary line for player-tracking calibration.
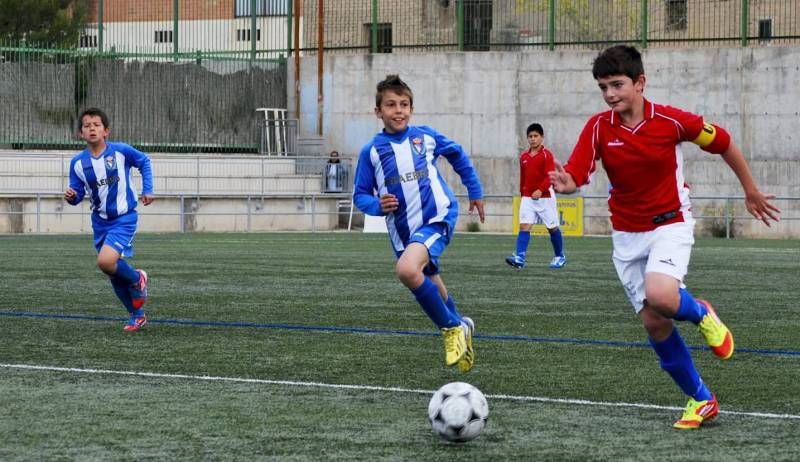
[3,363,799,421]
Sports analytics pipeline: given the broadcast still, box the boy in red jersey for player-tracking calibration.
[550,45,780,429]
[505,123,566,269]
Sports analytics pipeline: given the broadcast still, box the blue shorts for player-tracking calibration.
[91,211,138,257]
[394,222,451,276]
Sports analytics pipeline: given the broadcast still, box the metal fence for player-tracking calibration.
[303,0,800,53]
[2,0,798,152]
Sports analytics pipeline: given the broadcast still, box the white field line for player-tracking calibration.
[3,363,799,421]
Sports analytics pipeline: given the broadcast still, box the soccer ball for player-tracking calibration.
[427,381,489,443]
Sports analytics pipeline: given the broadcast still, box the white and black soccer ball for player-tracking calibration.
[427,381,489,443]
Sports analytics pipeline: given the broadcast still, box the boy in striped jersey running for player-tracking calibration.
[64,108,154,332]
[353,75,485,372]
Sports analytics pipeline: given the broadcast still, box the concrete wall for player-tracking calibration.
[289,46,800,237]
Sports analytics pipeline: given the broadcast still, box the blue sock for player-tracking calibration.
[445,295,462,319]
[132,308,145,317]
[114,259,140,286]
[110,275,135,314]
[674,288,708,324]
[515,231,531,258]
[411,277,461,329]
[649,328,713,401]
[550,228,564,257]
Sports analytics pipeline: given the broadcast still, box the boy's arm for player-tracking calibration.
[550,118,597,194]
[121,144,155,204]
[430,129,485,222]
[64,158,86,205]
[352,146,384,216]
[536,150,556,196]
[688,119,780,226]
[429,129,483,201]
[719,141,781,226]
[549,161,578,194]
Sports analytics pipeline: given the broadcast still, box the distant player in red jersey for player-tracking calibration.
[505,123,566,269]
[549,45,780,429]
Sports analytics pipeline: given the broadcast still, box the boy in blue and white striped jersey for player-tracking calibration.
[353,75,485,373]
[64,108,154,332]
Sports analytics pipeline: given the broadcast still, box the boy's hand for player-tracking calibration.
[141,194,155,206]
[548,161,577,194]
[64,187,77,203]
[744,190,781,227]
[531,190,542,200]
[379,193,399,213]
[469,199,485,223]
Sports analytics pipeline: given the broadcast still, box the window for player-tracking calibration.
[364,23,392,53]
[79,35,97,48]
[235,0,288,17]
[464,0,492,51]
[758,18,773,41]
[155,30,173,43]
[236,29,262,42]
[665,0,687,31]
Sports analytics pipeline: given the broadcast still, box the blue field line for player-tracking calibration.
[2,310,800,358]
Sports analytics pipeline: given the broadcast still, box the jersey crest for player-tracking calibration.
[105,154,116,170]
[411,137,426,156]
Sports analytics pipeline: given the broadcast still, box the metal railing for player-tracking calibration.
[1,193,795,237]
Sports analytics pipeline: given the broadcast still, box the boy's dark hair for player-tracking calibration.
[78,107,110,129]
[376,74,413,107]
[526,123,544,136]
[592,45,644,81]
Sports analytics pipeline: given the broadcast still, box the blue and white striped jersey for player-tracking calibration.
[67,141,154,220]
[353,125,483,251]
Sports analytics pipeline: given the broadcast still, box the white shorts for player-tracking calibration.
[519,195,559,228]
[611,220,695,313]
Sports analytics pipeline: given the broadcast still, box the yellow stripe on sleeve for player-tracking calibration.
[692,123,716,148]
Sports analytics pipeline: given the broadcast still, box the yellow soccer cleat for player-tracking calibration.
[458,317,475,373]
[697,299,734,360]
[441,324,467,366]
[673,395,719,430]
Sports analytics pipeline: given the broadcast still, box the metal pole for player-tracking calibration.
[173,0,179,61]
[311,196,316,232]
[98,0,104,53]
[180,196,185,233]
[740,0,749,47]
[725,197,731,239]
[36,194,41,233]
[247,196,252,232]
[457,0,464,51]
[287,0,293,59]
[294,0,302,121]
[251,0,257,62]
[548,0,555,51]
[640,0,648,49]
[371,0,378,53]
[317,0,324,136]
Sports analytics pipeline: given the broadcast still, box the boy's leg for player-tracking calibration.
[506,224,530,269]
[647,224,734,360]
[411,276,460,329]
[96,214,148,330]
[548,227,566,268]
[110,275,135,314]
[514,229,531,260]
[399,228,467,367]
[539,198,566,268]
[436,278,474,373]
[648,326,718,429]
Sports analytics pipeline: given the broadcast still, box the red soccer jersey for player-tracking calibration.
[564,99,721,232]
[519,146,555,198]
